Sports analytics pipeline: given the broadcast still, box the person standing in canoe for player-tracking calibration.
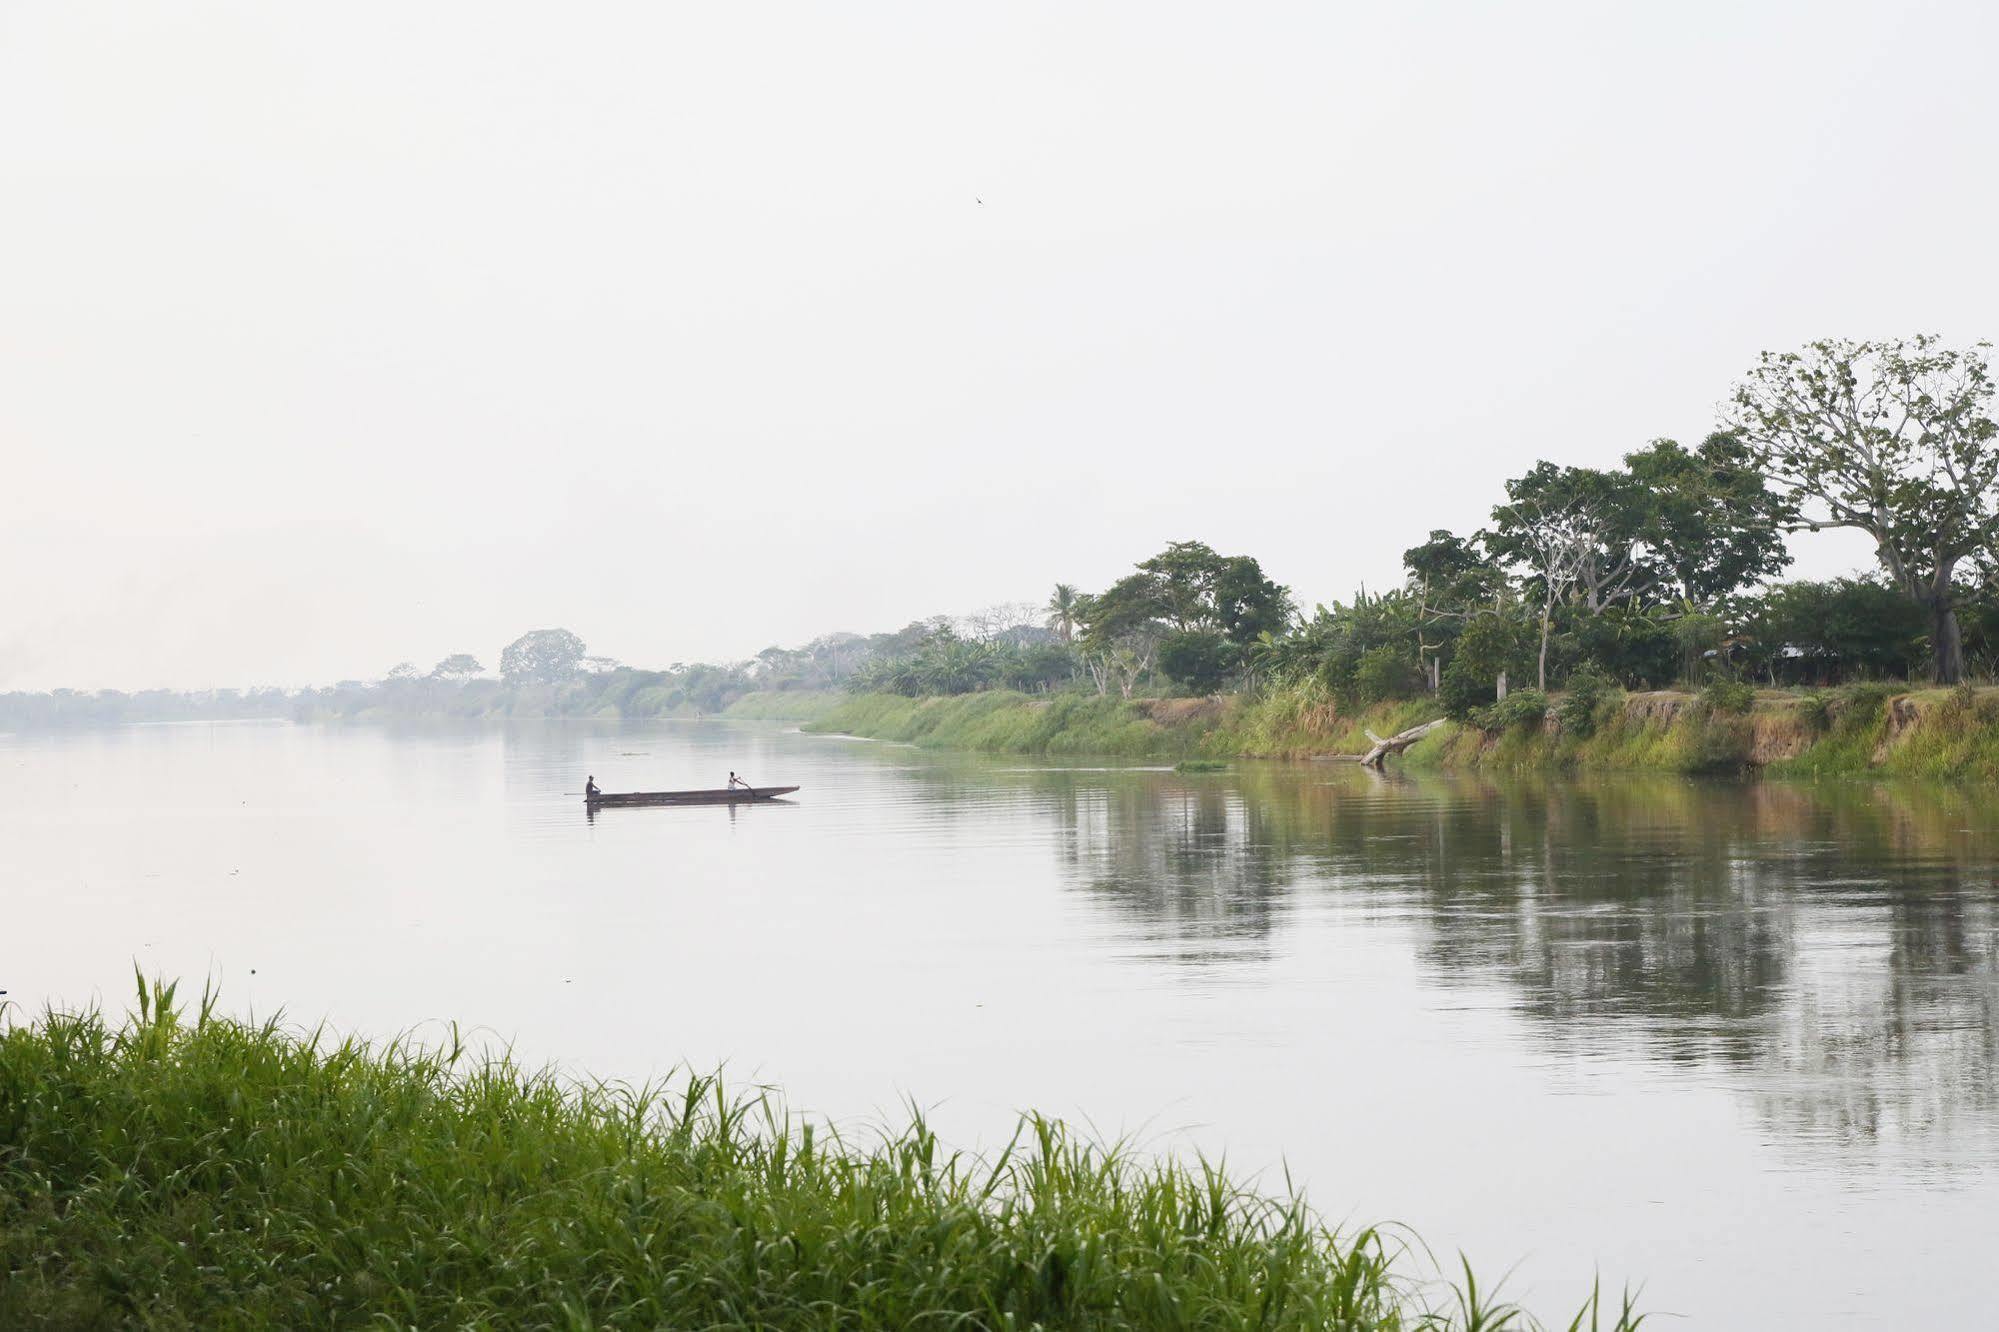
[585,775,600,799]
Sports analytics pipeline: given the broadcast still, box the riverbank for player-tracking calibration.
[786,683,1999,779]
[0,983,1641,1330]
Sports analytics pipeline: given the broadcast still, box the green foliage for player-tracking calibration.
[1699,680,1756,716]
[1436,659,1492,721]
[1075,541,1291,697]
[1261,589,1421,700]
[1044,583,1082,643]
[0,686,297,729]
[1486,462,1658,618]
[1436,615,1530,720]
[1759,683,1898,777]
[1128,540,1291,643]
[1472,689,1548,734]
[1622,433,1792,605]
[816,692,1187,758]
[720,690,847,722]
[1742,578,1927,681]
[846,628,1080,698]
[1403,529,1502,606]
[0,982,1646,1331]
[1796,691,1833,734]
[1728,335,1999,684]
[817,680,1999,779]
[1876,686,1999,779]
[1353,644,1423,704]
[1157,630,1235,694]
[429,652,484,680]
[499,627,587,685]
[1671,613,1725,683]
[1553,666,1618,738]
[1558,606,1678,688]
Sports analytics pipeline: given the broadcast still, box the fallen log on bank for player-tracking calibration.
[1311,719,1448,768]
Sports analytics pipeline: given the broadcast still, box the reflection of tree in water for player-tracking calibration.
[1048,778,1294,966]
[1020,761,1999,1160]
[1752,882,1998,1164]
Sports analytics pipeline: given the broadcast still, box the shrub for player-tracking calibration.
[1796,691,1833,734]
[1437,656,1494,720]
[1157,630,1235,694]
[1928,680,1999,727]
[1838,680,1901,709]
[1353,645,1424,704]
[1472,688,1548,733]
[1554,665,1617,738]
[1700,679,1756,716]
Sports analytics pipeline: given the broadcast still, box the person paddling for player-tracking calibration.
[728,771,750,791]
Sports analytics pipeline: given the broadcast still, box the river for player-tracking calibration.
[4,718,1995,1328]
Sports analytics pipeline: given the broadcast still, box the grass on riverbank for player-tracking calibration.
[722,689,849,723]
[810,691,1195,757]
[0,980,1644,1331]
[807,683,1999,778]
[802,688,1433,761]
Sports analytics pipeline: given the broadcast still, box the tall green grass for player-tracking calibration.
[723,690,848,723]
[1861,685,1999,781]
[811,693,1195,758]
[810,690,1452,762]
[809,684,1999,778]
[0,980,1644,1331]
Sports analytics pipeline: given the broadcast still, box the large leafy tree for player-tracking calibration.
[1403,530,1501,608]
[1102,541,1291,643]
[1080,541,1291,693]
[429,653,484,680]
[1623,434,1791,607]
[1402,529,1508,689]
[499,628,587,685]
[1727,336,1999,683]
[1207,553,1292,643]
[1486,464,1659,688]
[1484,444,1791,687]
[1155,631,1234,694]
[1488,464,1662,616]
[1074,578,1165,697]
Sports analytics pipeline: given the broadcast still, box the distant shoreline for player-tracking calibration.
[11,681,1997,782]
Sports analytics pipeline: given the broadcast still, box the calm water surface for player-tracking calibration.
[5,719,1997,1329]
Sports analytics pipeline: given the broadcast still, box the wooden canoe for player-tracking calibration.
[585,785,800,808]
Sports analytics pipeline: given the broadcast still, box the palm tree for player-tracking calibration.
[1045,583,1081,644]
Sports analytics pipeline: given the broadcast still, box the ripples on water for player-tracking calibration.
[3,719,1996,1327]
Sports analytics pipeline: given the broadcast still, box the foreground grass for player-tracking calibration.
[0,981,1643,1331]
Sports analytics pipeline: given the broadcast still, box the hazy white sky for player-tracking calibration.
[3,1,1991,690]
